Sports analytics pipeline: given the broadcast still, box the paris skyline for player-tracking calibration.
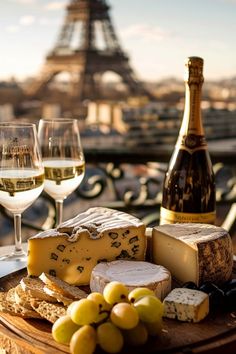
[1,0,236,82]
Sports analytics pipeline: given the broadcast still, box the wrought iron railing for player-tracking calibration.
[0,146,235,245]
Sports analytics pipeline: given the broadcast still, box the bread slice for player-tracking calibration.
[39,273,87,300]
[43,287,73,306]
[0,292,42,319]
[20,277,57,302]
[15,284,39,310]
[31,300,66,323]
[5,288,16,303]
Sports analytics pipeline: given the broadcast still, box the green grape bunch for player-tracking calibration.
[52,281,164,354]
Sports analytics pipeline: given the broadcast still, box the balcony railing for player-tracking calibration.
[0,145,235,246]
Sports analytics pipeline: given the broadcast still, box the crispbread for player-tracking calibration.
[15,284,36,310]
[31,300,66,323]
[43,287,73,306]
[0,295,42,319]
[5,288,16,303]
[0,292,6,302]
[20,277,57,302]
[39,272,87,300]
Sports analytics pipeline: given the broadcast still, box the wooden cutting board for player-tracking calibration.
[0,268,236,354]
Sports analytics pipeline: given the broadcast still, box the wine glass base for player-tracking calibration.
[0,250,27,262]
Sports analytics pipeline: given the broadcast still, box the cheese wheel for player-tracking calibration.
[152,223,233,286]
[90,260,171,300]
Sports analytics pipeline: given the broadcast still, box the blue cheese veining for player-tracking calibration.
[27,207,146,285]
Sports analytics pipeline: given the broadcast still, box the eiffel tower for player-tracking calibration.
[28,0,150,102]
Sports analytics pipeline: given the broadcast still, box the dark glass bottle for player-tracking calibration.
[160,57,216,225]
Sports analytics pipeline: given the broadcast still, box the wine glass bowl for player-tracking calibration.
[38,118,85,225]
[0,122,44,261]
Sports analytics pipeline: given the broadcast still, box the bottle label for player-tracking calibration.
[160,207,216,225]
[176,134,207,154]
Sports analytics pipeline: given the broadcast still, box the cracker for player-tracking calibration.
[39,273,87,300]
[20,277,57,302]
[15,284,37,310]
[43,287,73,306]
[6,288,16,303]
[0,296,42,319]
[31,300,66,323]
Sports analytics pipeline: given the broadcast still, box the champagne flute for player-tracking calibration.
[0,123,44,261]
[38,118,85,226]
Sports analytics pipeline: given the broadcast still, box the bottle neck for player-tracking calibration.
[180,82,204,136]
[177,82,207,153]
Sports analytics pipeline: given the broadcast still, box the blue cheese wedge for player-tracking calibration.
[90,260,171,300]
[163,288,209,323]
[27,207,146,285]
[152,223,233,286]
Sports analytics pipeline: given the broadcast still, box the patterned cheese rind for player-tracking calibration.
[152,223,233,286]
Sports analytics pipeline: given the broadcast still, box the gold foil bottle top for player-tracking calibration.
[184,56,204,85]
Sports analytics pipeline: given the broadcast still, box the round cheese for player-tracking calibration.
[90,260,171,300]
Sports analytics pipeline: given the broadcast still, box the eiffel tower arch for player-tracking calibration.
[27,0,151,103]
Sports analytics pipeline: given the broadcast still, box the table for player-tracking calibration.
[1,245,236,354]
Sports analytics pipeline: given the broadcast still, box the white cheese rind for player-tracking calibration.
[27,207,146,285]
[90,260,171,300]
[163,288,209,323]
[152,223,233,286]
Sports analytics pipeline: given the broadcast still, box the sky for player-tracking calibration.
[1,0,236,82]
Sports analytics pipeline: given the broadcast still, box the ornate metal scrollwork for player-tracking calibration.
[0,153,235,245]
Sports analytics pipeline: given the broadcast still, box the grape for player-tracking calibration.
[67,301,77,316]
[110,302,139,329]
[103,281,129,305]
[225,288,236,311]
[123,322,148,346]
[70,299,99,325]
[182,281,198,290]
[134,295,164,323]
[144,319,163,336]
[52,315,81,345]
[128,287,155,303]
[87,292,111,322]
[97,322,124,353]
[70,325,97,354]
[199,282,218,294]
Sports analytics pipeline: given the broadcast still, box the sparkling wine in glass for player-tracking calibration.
[38,118,85,225]
[0,123,44,261]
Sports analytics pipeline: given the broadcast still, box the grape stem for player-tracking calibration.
[93,310,110,327]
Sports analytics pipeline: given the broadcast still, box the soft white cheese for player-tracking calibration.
[90,260,171,300]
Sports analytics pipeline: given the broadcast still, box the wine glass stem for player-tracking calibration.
[13,213,24,256]
[55,200,63,225]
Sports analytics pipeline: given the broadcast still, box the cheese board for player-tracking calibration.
[0,267,236,354]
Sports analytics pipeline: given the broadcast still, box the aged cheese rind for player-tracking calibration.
[163,288,209,323]
[27,207,146,285]
[90,260,171,300]
[152,223,233,286]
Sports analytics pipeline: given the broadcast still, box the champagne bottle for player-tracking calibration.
[160,56,216,225]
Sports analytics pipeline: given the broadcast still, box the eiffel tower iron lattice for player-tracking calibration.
[28,0,151,102]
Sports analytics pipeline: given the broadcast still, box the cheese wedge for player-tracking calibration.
[90,260,171,300]
[27,207,146,285]
[163,288,209,323]
[152,223,233,286]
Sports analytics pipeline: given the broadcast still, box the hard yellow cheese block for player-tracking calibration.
[27,207,146,285]
[152,223,233,286]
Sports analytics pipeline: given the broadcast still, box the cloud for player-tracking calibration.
[44,1,67,11]
[5,25,20,33]
[38,17,62,26]
[19,15,35,26]
[120,24,171,42]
